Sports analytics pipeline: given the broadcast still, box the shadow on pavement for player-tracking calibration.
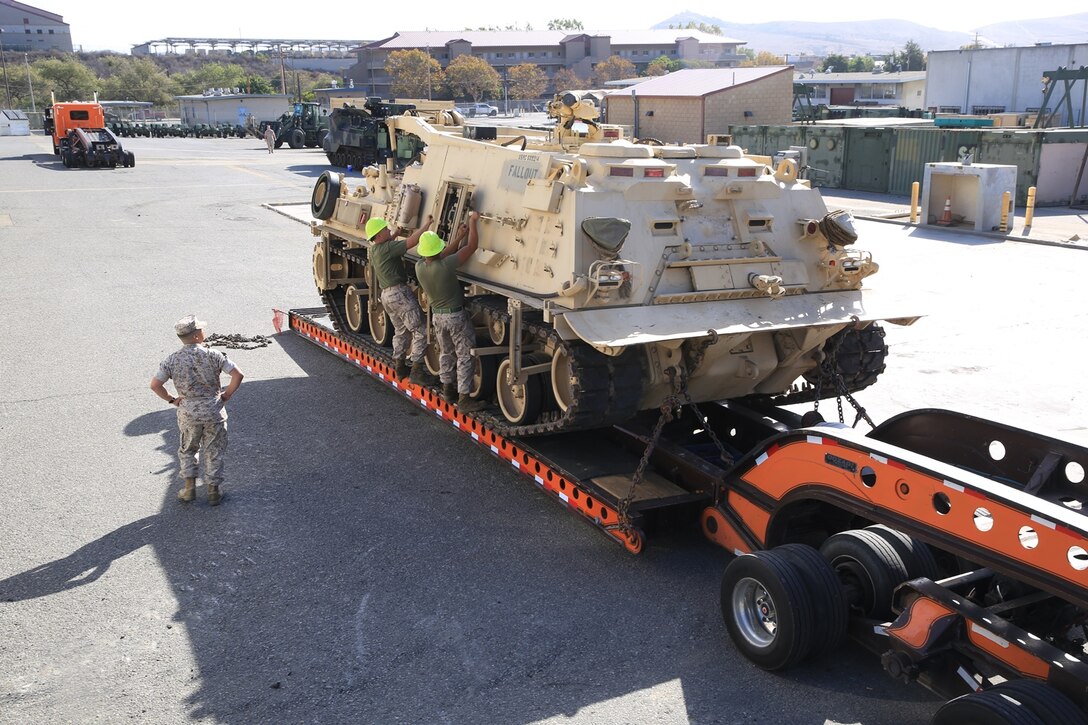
[2,333,937,722]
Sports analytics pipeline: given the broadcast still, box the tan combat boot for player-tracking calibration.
[177,477,196,503]
[207,484,222,506]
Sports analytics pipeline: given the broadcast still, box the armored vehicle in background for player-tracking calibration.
[260,102,329,149]
[309,113,917,436]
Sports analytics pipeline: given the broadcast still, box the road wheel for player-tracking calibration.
[311,171,340,220]
[471,345,498,401]
[720,549,818,671]
[312,242,331,292]
[550,345,576,412]
[990,681,1088,725]
[775,543,848,657]
[344,285,365,333]
[931,690,1046,725]
[496,356,544,425]
[288,129,305,149]
[820,529,909,620]
[865,525,942,581]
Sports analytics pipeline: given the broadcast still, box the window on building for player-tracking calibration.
[972,105,1005,114]
[938,105,962,114]
[25,29,30,34]
[528,52,534,57]
[37,29,43,34]
[49,29,54,34]
[23,17,29,23]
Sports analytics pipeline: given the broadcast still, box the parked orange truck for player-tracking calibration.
[45,99,134,168]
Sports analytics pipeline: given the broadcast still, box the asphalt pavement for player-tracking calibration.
[1,132,1084,724]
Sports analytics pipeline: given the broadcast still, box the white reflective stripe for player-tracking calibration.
[956,666,982,692]
[1030,514,1057,530]
[971,623,1008,648]
[512,460,520,470]
[755,453,769,465]
[534,476,544,485]
[870,453,887,465]
[806,435,822,445]
[944,480,965,492]
[434,410,443,418]
[490,445,499,455]
[558,492,569,503]
[873,625,888,636]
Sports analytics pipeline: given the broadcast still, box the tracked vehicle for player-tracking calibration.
[309,112,918,437]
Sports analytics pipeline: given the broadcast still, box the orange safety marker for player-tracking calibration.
[936,196,953,226]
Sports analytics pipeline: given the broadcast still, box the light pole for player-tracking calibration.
[25,53,35,113]
[0,29,13,108]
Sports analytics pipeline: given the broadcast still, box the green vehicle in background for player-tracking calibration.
[260,102,330,149]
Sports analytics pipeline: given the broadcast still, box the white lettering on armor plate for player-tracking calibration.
[500,153,543,191]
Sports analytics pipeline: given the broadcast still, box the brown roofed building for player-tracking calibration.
[348,29,747,99]
[604,67,795,144]
[0,0,72,52]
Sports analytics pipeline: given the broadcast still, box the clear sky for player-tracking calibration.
[39,1,1088,53]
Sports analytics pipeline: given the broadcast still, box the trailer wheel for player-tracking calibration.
[820,529,909,619]
[311,171,340,220]
[471,344,498,401]
[288,129,305,149]
[720,549,818,671]
[990,680,1088,725]
[125,152,135,167]
[61,150,72,168]
[931,690,1046,725]
[775,543,848,657]
[864,525,942,581]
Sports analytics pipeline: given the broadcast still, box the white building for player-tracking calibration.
[175,92,292,126]
[795,71,927,110]
[926,43,1088,125]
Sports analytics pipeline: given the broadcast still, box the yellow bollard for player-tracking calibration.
[1000,191,1011,232]
[1025,186,1037,228]
[910,181,919,223]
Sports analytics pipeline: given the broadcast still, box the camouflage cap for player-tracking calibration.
[174,314,207,337]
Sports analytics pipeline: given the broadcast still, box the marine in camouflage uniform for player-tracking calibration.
[365,215,438,385]
[414,211,486,413]
[150,315,244,505]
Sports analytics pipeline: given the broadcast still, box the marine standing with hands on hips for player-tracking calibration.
[415,211,486,413]
[365,215,439,385]
[150,315,244,505]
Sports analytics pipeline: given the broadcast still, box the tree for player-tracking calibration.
[508,63,547,101]
[848,55,875,72]
[593,55,635,85]
[246,75,273,94]
[887,41,926,71]
[552,67,586,93]
[821,54,850,73]
[34,57,99,101]
[444,55,500,102]
[547,18,584,31]
[173,62,248,95]
[669,21,722,35]
[99,57,179,105]
[741,51,785,67]
[644,56,671,76]
[385,49,444,99]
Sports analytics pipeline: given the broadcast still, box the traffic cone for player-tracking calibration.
[936,197,953,226]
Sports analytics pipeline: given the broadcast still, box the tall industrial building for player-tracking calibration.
[0,0,73,53]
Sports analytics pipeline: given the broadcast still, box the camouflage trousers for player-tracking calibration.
[381,284,427,363]
[178,417,228,486]
[433,310,475,394]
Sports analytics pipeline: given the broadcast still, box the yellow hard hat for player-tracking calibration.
[417,231,445,257]
[365,217,388,240]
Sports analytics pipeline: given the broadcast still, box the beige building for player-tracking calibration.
[795,71,927,110]
[349,29,747,99]
[0,0,72,52]
[604,67,794,143]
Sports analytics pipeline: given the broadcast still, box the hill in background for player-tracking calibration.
[654,11,1088,56]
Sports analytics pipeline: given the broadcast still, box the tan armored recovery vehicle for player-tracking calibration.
[309,111,918,436]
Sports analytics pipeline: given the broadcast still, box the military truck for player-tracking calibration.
[261,102,329,149]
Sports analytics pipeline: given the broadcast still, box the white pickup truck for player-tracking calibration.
[457,103,499,117]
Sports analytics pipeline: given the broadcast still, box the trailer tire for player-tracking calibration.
[288,129,305,149]
[990,681,1088,725]
[820,529,909,619]
[124,152,135,168]
[864,525,942,581]
[311,171,340,220]
[775,543,848,657]
[931,690,1046,725]
[720,550,818,671]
